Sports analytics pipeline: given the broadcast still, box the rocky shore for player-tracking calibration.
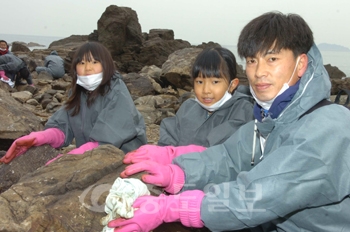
[0,5,349,232]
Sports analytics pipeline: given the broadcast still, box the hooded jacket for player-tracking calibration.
[173,44,350,231]
[42,50,65,78]
[45,71,147,153]
[158,89,254,147]
[0,54,26,73]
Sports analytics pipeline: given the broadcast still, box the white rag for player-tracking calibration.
[101,177,150,232]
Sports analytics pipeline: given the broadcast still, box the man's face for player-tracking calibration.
[245,48,300,102]
[0,42,7,50]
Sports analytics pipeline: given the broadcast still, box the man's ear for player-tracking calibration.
[228,78,239,93]
[297,54,308,77]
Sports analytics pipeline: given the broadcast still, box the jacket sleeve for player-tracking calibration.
[158,117,179,146]
[189,106,350,231]
[173,120,259,190]
[44,106,74,148]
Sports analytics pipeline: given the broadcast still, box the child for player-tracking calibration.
[158,47,254,147]
[121,47,254,168]
[0,42,147,164]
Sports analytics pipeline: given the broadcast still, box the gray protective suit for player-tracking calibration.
[173,44,350,231]
[36,50,65,79]
[45,72,147,153]
[0,54,32,83]
[0,53,26,73]
[158,90,254,147]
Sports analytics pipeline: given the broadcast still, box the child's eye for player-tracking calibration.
[92,60,100,64]
[196,80,203,84]
[268,57,277,62]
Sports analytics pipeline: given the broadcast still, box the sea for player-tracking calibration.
[1,33,350,77]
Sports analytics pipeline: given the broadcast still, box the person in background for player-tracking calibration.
[36,50,65,79]
[111,11,350,231]
[0,53,33,87]
[0,41,147,165]
[122,47,254,171]
[0,40,11,56]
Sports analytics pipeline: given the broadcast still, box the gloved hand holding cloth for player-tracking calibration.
[121,160,185,194]
[108,190,205,232]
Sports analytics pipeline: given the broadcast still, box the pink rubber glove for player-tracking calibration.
[108,190,205,232]
[121,160,185,194]
[0,128,64,164]
[45,141,99,165]
[0,70,6,78]
[123,144,207,165]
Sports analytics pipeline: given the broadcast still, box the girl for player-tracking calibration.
[0,42,147,164]
[158,47,254,147]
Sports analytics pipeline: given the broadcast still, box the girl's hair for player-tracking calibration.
[191,47,237,83]
[65,42,116,116]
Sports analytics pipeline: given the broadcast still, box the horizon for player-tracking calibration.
[2,33,350,51]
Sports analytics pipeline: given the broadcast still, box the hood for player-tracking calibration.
[50,50,58,55]
[277,43,331,122]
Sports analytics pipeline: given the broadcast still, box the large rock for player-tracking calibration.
[0,145,125,232]
[325,64,346,79]
[160,47,203,91]
[0,88,44,150]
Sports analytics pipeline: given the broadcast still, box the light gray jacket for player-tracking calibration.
[158,90,254,147]
[44,51,65,78]
[45,72,147,153]
[174,44,350,231]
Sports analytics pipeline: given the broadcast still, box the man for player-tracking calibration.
[36,50,65,79]
[109,12,350,231]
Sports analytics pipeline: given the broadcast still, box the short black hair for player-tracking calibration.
[238,11,314,59]
[192,47,237,82]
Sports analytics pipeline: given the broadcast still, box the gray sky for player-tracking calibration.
[4,0,350,48]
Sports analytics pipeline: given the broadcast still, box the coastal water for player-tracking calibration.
[1,34,349,77]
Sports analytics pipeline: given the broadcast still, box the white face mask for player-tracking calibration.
[250,57,300,110]
[0,48,6,51]
[195,90,232,112]
[77,72,103,91]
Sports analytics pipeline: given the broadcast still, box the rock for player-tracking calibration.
[160,47,202,91]
[325,64,346,79]
[49,35,88,49]
[11,91,33,103]
[0,89,44,149]
[122,72,155,98]
[0,145,60,193]
[11,42,30,52]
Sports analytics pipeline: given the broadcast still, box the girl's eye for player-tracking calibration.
[196,80,202,84]
[269,57,277,62]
